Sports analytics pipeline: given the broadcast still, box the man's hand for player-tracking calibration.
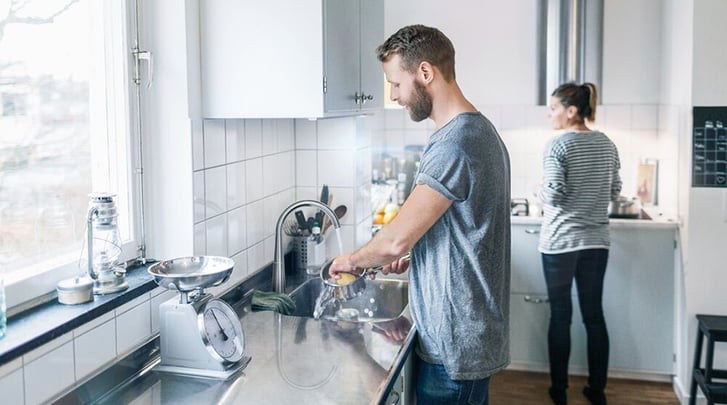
[328,254,358,281]
[379,254,411,276]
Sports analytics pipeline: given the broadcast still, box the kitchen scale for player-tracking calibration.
[149,256,251,379]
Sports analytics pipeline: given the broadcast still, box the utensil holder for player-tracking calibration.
[294,236,327,275]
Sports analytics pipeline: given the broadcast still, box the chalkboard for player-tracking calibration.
[692,106,727,187]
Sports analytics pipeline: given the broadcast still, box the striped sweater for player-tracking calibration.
[538,131,622,254]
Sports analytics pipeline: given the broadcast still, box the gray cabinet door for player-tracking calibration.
[605,227,675,373]
[359,0,384,110]
[324,0,359,112]
[509,222,675,376]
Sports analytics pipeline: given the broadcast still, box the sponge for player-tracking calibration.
[251,290,296,315]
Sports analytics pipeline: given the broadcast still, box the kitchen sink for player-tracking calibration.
[287,277,408,323]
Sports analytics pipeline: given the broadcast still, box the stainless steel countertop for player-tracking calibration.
[96,295,415,405]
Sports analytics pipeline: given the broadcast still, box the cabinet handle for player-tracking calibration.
[355,92,374,105]
[524,295,549,304]
[524,228,540,234]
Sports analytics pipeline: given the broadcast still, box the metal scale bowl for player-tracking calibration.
[149,256,251,379]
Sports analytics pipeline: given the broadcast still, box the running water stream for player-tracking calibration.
[313,285,335,319]
[312,227,345,319]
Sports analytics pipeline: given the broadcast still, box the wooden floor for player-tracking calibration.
[489,370,681,405]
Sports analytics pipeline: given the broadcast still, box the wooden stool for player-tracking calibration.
[690,314,727,405]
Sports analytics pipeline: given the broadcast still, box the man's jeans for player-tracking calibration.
[542,249,610,392]
[415,353,491,404]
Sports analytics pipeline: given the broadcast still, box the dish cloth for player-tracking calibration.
[251,290,296,315]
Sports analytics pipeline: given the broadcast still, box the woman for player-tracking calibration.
[538,82,622,405]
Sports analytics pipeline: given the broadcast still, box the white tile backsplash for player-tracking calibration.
[0,357,22,379]
[499,105,528,130]
[318,117,357,149]
[318,150,355,186]
[23,332,73,363]
[245,119,264,159]
[192,119,204,171]
[193,171,205,223]
[245,199,266,247]
[632,104,658,130]
[327,187,354,225]
[116,297,151,357]
[246,241,267,274]
[262,152,294,195]
[74,318,116,380]
[377,103,670,212]
[194,222,206,255]
[205,214,228,257]
[230,250,249,284]
[226,161,246,210]
[479,105,502,129]
[295,150,317,187]
[204,166,227,217]
[203,120,227,168]
[74,311,115,336]
[0,363,23,404]
[24,339,75,404]
[603,105,632,129]
[294,119,317,149]
[245,158,264,202]
[226,119,246,163]
[227,206,247,256]
[384,108,404,129]
[260,120,291,152]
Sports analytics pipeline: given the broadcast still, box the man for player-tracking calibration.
[329,25,511,404]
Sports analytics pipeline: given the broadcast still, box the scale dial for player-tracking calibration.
[199,299,245,363]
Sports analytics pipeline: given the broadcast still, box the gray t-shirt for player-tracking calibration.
[409,112,511,380]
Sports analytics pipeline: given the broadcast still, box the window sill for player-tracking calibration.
[0,263,159,365]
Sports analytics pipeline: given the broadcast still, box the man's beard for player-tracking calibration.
[407,80,432,122]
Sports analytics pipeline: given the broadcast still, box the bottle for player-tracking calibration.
[0,275,6,339]
[310,222,322,243]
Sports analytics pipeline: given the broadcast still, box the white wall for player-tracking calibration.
[678,0,727,401]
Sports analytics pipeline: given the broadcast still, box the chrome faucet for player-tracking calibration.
[273,200,341,293]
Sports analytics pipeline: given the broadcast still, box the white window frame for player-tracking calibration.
[4,0,141,313]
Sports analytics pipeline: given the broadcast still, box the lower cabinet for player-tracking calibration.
[509,222,676,378]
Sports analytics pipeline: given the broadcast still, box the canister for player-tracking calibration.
[57,277,94,305]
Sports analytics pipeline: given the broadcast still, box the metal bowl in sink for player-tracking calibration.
[148,256,234,292]
[288,278,408,322]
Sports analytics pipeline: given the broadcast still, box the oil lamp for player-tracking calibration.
[79,193,128,294]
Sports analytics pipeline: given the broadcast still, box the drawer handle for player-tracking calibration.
[524,229,540,234]
[524,295,549,304]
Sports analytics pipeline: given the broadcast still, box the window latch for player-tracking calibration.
[132,46,153,88]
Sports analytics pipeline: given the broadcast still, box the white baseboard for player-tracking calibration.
[506,361,672,382]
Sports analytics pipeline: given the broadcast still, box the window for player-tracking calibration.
[0,0,140,310]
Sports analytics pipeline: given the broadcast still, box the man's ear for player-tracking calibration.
[418,61,434,84]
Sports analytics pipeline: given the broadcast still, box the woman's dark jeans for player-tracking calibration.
[542,249,610,393]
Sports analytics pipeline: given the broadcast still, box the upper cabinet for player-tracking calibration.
[601,0,662,104]
[199,0,384,119]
